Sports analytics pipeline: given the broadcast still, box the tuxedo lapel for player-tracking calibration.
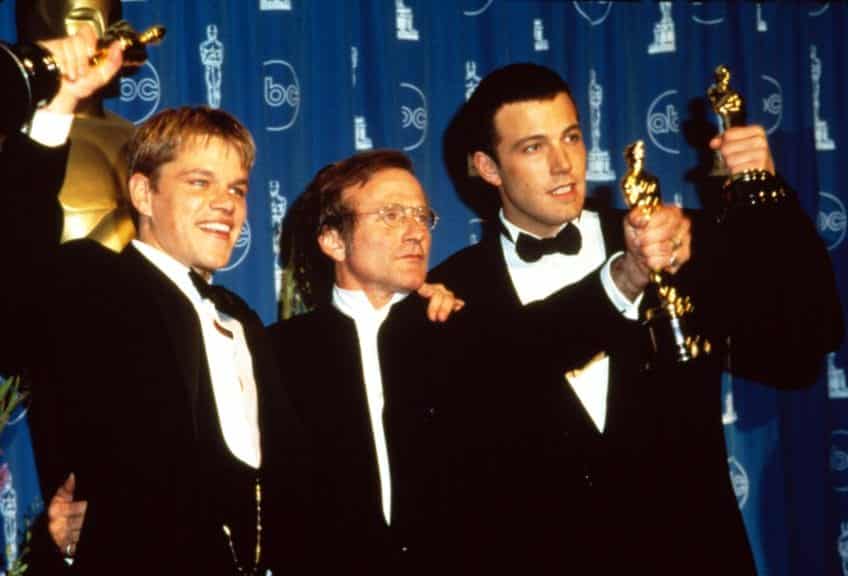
[481,234,524,313]
[118,245,204,439]
[592,206,643,438]
[594,204,626,255]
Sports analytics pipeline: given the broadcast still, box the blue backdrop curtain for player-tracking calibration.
[0,1,845,574]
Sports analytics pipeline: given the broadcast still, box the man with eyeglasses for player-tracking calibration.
[265,150,454,574]
[265,148,663,574]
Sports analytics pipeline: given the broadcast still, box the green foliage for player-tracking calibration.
[0,376,26,434]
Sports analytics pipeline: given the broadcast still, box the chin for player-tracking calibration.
[403,274,427,292]
[200,256,231,274]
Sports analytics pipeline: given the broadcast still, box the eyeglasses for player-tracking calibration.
[352,204,440,230]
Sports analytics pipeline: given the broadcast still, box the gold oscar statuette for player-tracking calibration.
[621,140,709,364]
[706,65,742,177]
[707,65,787,206]
[90,20,166,69]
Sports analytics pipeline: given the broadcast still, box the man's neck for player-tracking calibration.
[333,285,407,317]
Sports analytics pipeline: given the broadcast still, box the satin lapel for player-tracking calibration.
[594,204,627,255]
[240,310,274,463]
[483,234,524,313]
[119,245,203,440]
[592,205,631,437]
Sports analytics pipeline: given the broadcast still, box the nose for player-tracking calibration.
[403,217,429,243]
[209,187,236,213]
[549,142,572,174]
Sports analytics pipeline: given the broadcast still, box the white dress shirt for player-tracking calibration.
[333,285,408,526]
[133,240,262,469]
[499,210,641,432]
[27,109,73,147]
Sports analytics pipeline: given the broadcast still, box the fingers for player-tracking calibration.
[56,472,76,500]
[38,27,124,114]
[709,125,775,176]
[417,282,465,322]
[48,473,88,555]
[48,499,88,554]
[625,205,691,275]
[610,251,651,301]
[39,25,97,82]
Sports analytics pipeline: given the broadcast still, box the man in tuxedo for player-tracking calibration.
[0,29,307,574]
[430,63,843,574]
[266,146,688,574]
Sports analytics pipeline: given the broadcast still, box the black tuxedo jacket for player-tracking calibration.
[0,133,309,574]
[429,199,843,575]
[269,295,460,575]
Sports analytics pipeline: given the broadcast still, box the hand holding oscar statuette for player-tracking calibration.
[707,65,787,207]
[621,140,709,364]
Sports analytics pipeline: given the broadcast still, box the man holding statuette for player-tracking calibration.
[0,25,311,574]
[432,62,842,574]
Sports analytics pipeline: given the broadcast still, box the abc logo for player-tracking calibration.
[119,60,161,125]
[220,221,252,272]
[462,0,493,17]
[831,430,848,492]
[263,60,301,132]
[759,75,783,135]
[574,1,613,26]
[646,89,680,155]
[818,192,847,251]
[690,3,725,25]
[727,457,749,509]
[399,82,427,151]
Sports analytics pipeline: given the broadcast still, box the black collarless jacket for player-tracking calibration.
[269,295,461,575]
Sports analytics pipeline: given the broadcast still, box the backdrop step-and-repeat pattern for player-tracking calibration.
[1,1,846,574]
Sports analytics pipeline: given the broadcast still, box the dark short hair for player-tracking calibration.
[280,149,414,309]
[465,62,574,162]
[126,106,255,226]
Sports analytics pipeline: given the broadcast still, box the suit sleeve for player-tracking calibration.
[690,180,844,388]
[519,268,647,374]
[0,132,67,372]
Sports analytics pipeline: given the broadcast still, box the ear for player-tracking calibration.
[472,151,502,188]
[317,227,347,263]
[128,173,154,220]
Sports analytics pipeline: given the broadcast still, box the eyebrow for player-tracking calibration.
[177,168,216,178]
[178,168,249,188]
[510,123,581,151]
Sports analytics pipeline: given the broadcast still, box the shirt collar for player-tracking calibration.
[131,239,205,304]
[332,285,408,326]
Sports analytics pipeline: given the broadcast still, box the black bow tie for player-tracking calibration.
[189,269,234,313]
[514,223,582,263]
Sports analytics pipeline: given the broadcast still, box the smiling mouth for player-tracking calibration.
[198,222,233,237]
[549,183,576,197]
